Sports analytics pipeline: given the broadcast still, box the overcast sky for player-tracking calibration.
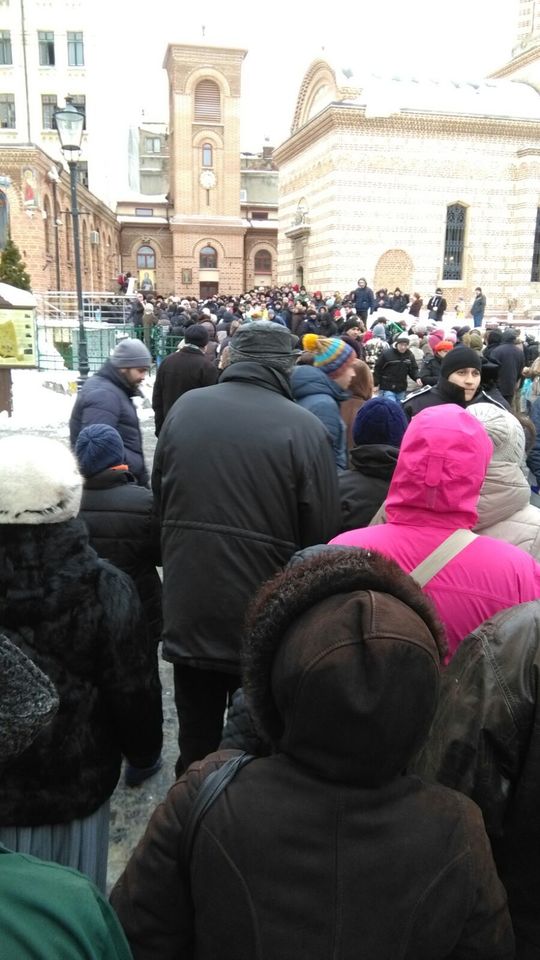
[102,0,519,151]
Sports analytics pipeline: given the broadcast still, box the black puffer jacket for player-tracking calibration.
[69,361,148,486]
[79,468,162,647]
[412,600,540,959]
[153,361,341,671]
[373,346,419,392]
[402,377,508,419]
[338,444,398,531]
[0,519,163,825]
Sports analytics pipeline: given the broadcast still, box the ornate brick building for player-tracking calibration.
[275,0,540,318]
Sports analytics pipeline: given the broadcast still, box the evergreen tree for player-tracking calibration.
[0,239,32,292]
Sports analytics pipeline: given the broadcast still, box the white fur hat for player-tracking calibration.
[467,403,525,464]
[0,436,82,524]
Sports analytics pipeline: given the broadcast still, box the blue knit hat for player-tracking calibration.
[75,424,126,478]
[352,396,408,448]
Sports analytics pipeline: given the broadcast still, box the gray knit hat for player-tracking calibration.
[229,320,298,372]
[110,338,152,368]
[467,403,525,464]
[0,634,59,761]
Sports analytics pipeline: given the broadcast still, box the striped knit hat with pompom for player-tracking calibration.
[302,333,355,378]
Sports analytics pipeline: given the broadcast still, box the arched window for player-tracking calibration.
[202,142,213,167]
[254,249,272,274]
[194,80,220,122]
[0,190,9,250]
[136,244,155,269]
[442,203,466,280]
[199,245,217,268]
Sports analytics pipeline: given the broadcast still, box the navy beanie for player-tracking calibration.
[352,396,409,448]
[75,424,126,478]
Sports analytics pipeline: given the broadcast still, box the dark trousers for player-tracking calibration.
[173,664,240,777]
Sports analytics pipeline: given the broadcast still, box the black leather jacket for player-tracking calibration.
[412,600,540,958]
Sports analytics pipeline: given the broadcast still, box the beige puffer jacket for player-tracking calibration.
[468,404,540,559]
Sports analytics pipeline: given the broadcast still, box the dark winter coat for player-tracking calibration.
[402,376,508,420]
[0,519,163,826]
[79,467,163,647]
[419,352,444,386]
[69,360,148,486]
[338,444,399,531]
[152,361,341,672]
[527,396,540,486]
[290,365,350,470]
[152,345,219,436]
[426,293,447,321]
[490,340,524,400]
[412,600,540,958]
[112,554,512,960]
[470,293,486,324]
[373,346,419,392]
[353,284,375,314]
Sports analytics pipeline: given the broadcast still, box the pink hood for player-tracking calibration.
[386,404,494,530]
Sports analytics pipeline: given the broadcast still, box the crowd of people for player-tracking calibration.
[2,276,540,957]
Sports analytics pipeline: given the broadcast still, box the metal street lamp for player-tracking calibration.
[54,97,88,381]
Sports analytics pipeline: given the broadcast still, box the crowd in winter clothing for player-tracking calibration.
[4,277,540,958]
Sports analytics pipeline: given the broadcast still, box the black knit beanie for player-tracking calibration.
[441,347,482,379]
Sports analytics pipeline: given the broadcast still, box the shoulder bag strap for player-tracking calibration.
[181,752,254,877]
[409,529,478,588]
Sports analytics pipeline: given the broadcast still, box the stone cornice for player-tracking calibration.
[489,45,540,78]
[274,102,540,165]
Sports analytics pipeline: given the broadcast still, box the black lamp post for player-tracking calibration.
[54,97,88,381]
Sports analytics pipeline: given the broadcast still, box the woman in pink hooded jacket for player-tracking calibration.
[331,404,540,658]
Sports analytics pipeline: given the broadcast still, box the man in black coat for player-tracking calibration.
[490,328,525,404]
[152,324,218,436]
[373,333,422,401]
[153,320,341,775]
[69,338,152,486]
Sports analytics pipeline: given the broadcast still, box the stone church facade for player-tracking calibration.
[274,0,540,318]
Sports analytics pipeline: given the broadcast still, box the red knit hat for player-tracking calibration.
[434,340,454,354]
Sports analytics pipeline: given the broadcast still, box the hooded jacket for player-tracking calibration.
[412,600,540,958]
[291,364,349,470]
[153,361,341,671]
[467,404,540,560]
[111,550,513,960]
[69,361,148,486]
[331,405,540,657]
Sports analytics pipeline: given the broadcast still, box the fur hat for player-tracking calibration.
[0,634,59,761]
[229,320,298,372]
[0,436,82,525]
[441,347,482,379]
[467,403,525,464]
[353,396,408,448]
[184,323,210,348]
[110,338,152,369]
[75,424,126,478]
[302,333,355,378]
[243,548,445,786]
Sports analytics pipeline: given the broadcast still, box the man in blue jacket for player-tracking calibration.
[69,338,151,486]
[353,277,375,322]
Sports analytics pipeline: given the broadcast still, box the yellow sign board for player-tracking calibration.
[0,308,37,368]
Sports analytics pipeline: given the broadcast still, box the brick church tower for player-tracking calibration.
[163,43,248,297]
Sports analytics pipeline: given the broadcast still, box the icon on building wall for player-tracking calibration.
[138,269,155,292]
[21,168,39,209]
[181,268,192,285]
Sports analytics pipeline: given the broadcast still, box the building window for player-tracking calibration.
[251,211,269,220]
[254,249,272,274]
[0,92,15,127]
[194,80,220,122]
[442,203,466,280]
[145,137,161,153]
[69,94,86,129]
[136,244,155,269]
[199,245,217,268]
[67,31,84,66]
[38,31,55,66]
[532,210,540,281]
[77,160,88,188]
[0,30,12,65]
[202,142,213,167]
[41,94,57,129]
[135,207,154,217]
